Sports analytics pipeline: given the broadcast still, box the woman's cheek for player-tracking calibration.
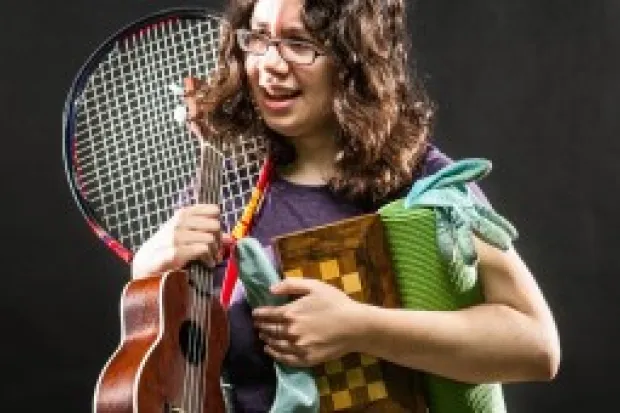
[244,55,259,79]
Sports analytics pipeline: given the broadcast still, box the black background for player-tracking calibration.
[2,0,618,411]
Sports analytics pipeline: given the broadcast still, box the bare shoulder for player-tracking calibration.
[474,237,550,318]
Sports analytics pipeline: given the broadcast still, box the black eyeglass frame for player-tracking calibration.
[235,28,326,65]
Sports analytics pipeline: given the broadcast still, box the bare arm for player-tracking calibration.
[254,239,560,384]
[352,238,561,383]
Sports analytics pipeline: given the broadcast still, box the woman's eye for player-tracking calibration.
[290,37,313,44]
[288,39,313,48]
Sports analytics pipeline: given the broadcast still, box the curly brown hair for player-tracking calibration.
[195,0,434,206]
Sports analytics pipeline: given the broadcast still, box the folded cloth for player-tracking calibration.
[403,158,517,266]
[234,237,319,413]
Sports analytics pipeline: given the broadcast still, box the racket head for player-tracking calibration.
[62,6,264,264]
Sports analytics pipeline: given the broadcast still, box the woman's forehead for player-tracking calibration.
[250,0,305,33]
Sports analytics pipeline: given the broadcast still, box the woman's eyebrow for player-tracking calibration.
[248,21,310,36]
[279,26,311,37]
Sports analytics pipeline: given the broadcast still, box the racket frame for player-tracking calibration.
[62,6,223,264]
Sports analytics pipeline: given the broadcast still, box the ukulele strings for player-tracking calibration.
[186,140,224,411]
[185,141,204,413]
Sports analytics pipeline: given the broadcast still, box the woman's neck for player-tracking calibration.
[279,130,339,186]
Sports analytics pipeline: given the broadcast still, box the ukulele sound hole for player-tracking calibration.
[179,320,206,365]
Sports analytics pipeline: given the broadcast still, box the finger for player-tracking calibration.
[173,228,219,246]
[252,306,286,323]
[170,215,221,236]
[270,278,318,296]
[255,321,289,339]
[175,204,220,222]
[177,237,223,268]
[263,345,307,367]
[259,333,303,356]
[172,233,221,266]
[184,216,222,233]
[172,243,217,269]
[189,203,221,217]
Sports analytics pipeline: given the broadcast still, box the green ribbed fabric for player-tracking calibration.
[378,204,473,310]
[378,202,506,413]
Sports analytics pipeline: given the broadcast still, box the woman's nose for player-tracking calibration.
[260,43,290,74]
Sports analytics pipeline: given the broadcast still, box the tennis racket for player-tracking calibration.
[62,6,267,266]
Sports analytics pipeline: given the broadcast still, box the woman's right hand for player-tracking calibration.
[131,204,231,279]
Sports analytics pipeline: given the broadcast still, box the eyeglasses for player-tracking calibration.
[236,29,325,66]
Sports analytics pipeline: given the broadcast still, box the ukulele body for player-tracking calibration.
[94,270,230,413]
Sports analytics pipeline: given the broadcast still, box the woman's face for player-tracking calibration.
[245,0,337,139]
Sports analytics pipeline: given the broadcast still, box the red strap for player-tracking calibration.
[220,243,238,308]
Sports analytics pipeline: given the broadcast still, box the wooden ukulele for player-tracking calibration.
[93,77,230,413]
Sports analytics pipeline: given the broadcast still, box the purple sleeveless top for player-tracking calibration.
[217,146,485,412]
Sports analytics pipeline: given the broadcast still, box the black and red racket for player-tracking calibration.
[62,6,267,267]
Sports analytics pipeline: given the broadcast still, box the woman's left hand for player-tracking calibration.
[252,278,365,367]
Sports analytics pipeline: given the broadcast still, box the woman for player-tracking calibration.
[131,0,561,411]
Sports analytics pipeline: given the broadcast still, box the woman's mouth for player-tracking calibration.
[260,89,302,112]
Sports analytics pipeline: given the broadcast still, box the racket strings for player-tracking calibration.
[73,16,226,254]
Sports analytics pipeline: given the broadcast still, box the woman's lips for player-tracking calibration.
[260,89,302,112]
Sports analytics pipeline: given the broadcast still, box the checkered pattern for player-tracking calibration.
[283,254,390,412]
[314,353,389,411]
[283,250,367,302]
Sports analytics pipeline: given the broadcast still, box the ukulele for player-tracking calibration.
[93,77,230,413]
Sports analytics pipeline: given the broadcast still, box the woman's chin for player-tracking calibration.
[262,116,304,137]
